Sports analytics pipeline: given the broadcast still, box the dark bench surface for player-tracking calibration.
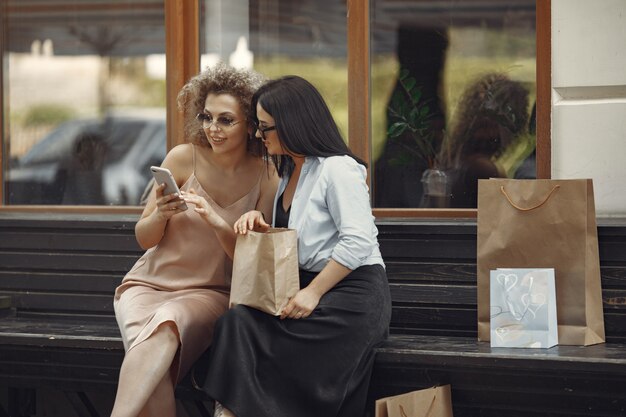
[3,315,626,373]
[0,316,121,348]
[376,334,626,373]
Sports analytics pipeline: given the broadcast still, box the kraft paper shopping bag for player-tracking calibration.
[477,179,605,346]
[375,385,453,417]
[229,228,299,315]
[490,268,558,348]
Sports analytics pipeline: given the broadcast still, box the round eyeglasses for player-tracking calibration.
[196,113,242,130]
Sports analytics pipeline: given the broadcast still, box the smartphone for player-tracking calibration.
[150,166,188,210]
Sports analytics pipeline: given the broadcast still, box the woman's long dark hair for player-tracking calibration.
[251,75,366,177]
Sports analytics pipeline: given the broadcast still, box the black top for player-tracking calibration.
[274,192,291,228]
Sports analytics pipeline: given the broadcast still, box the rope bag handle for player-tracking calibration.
[499,185,560,211]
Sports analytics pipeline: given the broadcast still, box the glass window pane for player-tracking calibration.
[3,0,166,206]
[371,0,536,208]
[199,0,348,140]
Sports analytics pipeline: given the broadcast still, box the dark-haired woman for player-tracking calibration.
[201,76,391,417]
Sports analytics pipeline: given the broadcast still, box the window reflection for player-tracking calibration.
[371,0,536,208]
[3,0,167,205]
[199,0,348,140]
[439,72,530,208]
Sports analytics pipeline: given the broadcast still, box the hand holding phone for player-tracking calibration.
[150,166,188,210]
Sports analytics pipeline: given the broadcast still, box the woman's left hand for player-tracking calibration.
[183,189,221,227]
[280,287,321,320]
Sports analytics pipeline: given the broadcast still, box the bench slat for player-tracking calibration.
[0,271,122,293]
[380,238,476,261]
[389,283,476,305]
[375,334,626,373]
[1,291,115,315]
[0,231,140,252]
[0,252,139,272]
[390,306,476,334]
[0,317,121,348]
[386,262,477,283]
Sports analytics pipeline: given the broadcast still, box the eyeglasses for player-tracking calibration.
[256,124,276,140]
[196,113,241,130]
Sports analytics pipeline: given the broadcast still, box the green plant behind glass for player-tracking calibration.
[23,104,75,127]
[386,69,438,168]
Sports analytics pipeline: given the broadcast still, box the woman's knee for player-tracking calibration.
[154,321,180,346]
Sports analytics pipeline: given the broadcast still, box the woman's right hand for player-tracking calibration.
[234,210,270,234]
[154,183,187,221]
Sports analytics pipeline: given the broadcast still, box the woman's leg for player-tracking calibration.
[140,369,177,417]
[111,322,179,417]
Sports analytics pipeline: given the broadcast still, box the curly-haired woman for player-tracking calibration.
[111,63,278,417]
[441,72,530,207]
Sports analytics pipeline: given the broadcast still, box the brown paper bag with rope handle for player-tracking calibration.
[375,385,453,417]
[477,179,605,346]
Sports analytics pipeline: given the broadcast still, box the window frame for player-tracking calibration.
[351,0,551,218]
[0,0,550,217]
[0,0,198,213]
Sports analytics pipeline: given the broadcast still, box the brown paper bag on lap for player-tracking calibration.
[477,179,605,346]
[229,228,299,316]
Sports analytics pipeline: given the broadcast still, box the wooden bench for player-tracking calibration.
[368,219,626,417]
[0,213,210,417]
[2,213,626,416]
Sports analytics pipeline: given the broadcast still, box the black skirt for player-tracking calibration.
[201,264,391,417]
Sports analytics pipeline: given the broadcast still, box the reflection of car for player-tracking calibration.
[6,112,166,205]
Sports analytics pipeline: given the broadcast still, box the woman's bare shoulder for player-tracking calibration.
[257,158,278,183]
[162,143,194,184]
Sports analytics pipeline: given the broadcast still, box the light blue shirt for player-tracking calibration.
[272,155,384,272]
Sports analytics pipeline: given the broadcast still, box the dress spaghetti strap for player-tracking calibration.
[191,143,197,176]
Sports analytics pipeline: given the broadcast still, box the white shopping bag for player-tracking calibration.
[490,268,558,348]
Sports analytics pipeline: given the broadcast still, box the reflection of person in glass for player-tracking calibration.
[60,130,108,204]
[514,102,537,180]
[111,63,278,417]
[201,76,391,417]
[374,26,448,208]
[442,72,529,208]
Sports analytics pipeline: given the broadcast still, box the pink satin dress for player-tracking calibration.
[114,149,262,381]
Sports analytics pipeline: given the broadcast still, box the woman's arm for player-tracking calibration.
[183,188,238,259]
[280,259,351,319]
[281,158,378,319]
[325,159,378,270]
[135,145,192,249]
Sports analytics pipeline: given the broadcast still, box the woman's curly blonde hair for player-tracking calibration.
[177,62,265,151]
